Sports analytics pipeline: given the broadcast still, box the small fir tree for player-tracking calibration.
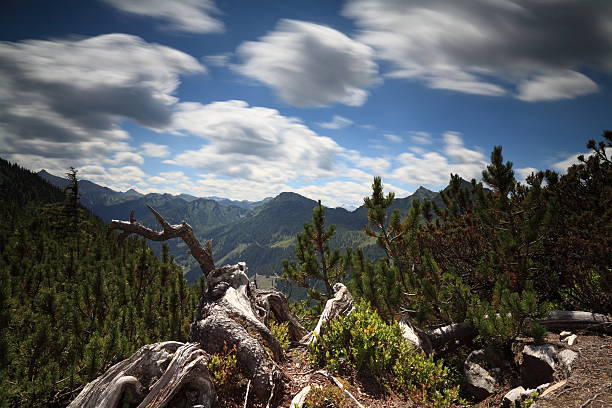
[283,201,346,306]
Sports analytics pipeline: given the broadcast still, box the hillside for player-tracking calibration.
[1,159,202,407]
[39,171,447,283]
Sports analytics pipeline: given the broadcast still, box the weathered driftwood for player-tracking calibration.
[190,263,285,403]
[105,208,307,405]
[254,287,309,343]
[68,341,214,408]
[136,343,215,408]
[399,316,433,354]
[289,385,312,408]
[304,283,354,345]
[109,206,214,275]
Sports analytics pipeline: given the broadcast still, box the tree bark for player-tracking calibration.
[253,287,309,343]
[303,283,354,345]
[104,208,309,405]
[68,341,215,408]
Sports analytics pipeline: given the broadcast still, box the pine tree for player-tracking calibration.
[63,167,81,259]
[349,177,422,319]
[0,159,202,407]
[283,201,346,306]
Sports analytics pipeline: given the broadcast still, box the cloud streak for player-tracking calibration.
[0,34,203,170]
[102,0,224,33]
[235,19,379,107]
[344,0,611,101]
[317,115,354,130]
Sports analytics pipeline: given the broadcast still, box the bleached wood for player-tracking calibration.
[304,283,354,345]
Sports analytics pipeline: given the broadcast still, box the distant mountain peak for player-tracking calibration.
[415,186,433,193]
[124,188,143,196]
[274,191,314,202]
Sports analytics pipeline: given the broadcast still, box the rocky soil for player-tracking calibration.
[474,332,611,408]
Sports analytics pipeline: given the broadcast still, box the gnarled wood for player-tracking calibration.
[539,310,612,333]
[68,341,212,408]
[190,263,285,403]
[137,343,215,408]
[289,385,311,408]
[254,287,309,343]
[399,316,433,354]
[104,208,308,405]
[109,205,214,275]
[304,283,354,345]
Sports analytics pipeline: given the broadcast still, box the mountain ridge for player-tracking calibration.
[38,169,444,283]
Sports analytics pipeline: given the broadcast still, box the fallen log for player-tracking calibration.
[105,208,306,404]
[428,310,612,351]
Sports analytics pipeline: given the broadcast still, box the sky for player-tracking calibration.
[1,0,610,208]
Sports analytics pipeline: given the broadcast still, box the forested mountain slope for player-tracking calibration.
[0,159,203,407]
[39,171,448,283]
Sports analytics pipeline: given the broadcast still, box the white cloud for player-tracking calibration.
[408,131,433,144]
[409,146,426,155]
[79,165,107,177]
[159,171,192,184]
[293,180,410,209]
[317,115,353,130]
[389,132,486,186]
[516,70,599,102]
[0,34,203,169]
[342,150,391,175]
[384,133,402,143]
[360,124,377,131]
[167,100,342,183]
[203,53,231,67]
[75,165,149,192]
[141,143,171,158]
[551,152,591,172]
[235,19,378,107]
[443,131,484,164]
[102,0,224,33]
[105,151,144,166]
[515,167,539,182]
[344,0,612,100]
[189,175,410,209]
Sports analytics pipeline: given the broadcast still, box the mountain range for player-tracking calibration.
[38,170,444,283]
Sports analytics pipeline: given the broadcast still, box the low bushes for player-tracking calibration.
[309,301,461,407]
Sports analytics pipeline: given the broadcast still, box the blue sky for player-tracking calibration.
[1,0,610,208]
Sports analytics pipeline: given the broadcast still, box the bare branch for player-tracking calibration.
[108,206,215,276]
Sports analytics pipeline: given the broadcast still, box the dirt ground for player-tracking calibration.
[531,332,611,408]
[469,332,611,408]
[232,331,611,407]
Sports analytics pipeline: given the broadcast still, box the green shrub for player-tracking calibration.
[207,343,246,407]
[303,385,348,408]
[310,301,461,406]
[269,320,290,351]
[468,281,551,346]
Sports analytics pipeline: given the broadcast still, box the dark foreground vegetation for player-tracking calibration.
[0,133,609,407]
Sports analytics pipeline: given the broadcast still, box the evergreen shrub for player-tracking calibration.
[309,301,461,406]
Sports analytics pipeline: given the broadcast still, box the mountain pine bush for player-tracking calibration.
[0,159,202,407]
